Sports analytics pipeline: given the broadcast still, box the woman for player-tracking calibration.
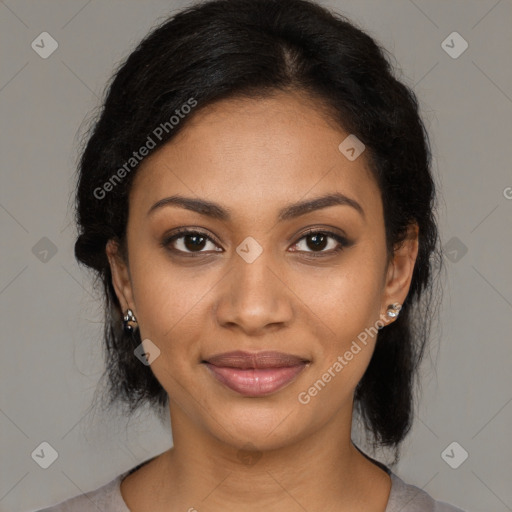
[37,0,465,510]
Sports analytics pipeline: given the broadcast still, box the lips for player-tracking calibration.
[204,350,309,369]
[202,351,310,397]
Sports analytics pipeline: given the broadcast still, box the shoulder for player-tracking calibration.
[33,456,158,512]
[387,471,466,512]
[33,472,129,512]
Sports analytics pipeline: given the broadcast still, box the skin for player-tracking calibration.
[107,89,419,512]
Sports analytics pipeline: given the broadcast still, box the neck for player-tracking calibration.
[150,401,390,511]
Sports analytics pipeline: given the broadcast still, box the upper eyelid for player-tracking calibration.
[166,228,220,246]
[165,228,347,252]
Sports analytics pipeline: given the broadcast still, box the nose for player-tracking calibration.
[214,245,294,336]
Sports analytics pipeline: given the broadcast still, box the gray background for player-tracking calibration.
[1,1,511,511]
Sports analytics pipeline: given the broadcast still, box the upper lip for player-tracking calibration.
[203,350,310,369]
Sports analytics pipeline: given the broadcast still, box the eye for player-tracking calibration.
[162,229,222,254]
[162,228,351,257]
[289,229,349,257]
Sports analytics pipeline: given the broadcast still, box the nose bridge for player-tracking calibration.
[235,243,275,298]
[215,236,293,332]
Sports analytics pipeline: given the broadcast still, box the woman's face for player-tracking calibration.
[108,90,417,451]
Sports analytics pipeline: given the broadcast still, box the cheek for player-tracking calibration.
[128,254,207,402]
[126,250,211,373]
[129,244,204,326]
[292,253,384,383]
[295,253,384,335]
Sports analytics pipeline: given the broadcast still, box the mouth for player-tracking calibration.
[202,351,310,397]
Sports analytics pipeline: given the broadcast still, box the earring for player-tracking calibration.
[123,308,138,333]
[386,302,402,319]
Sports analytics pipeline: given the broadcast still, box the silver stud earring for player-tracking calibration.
[386,303,402,318]
[123,308,138,333]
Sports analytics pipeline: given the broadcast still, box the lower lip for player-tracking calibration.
[203,363,308,397]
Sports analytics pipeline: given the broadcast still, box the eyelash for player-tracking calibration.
[161,227,351,258]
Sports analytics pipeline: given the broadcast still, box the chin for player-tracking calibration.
[205,403,310,452]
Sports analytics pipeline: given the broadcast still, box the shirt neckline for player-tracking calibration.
[109,456,404,512]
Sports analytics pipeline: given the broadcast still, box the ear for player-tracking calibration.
[380,223,419,325]
[106,239,136,315]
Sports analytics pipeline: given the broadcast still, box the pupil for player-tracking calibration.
[185,234,206,251]
[307,233,327,251]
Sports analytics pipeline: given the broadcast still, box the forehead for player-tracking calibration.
[131,91,381,222]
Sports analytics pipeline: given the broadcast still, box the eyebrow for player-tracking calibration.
[147,192,365,222]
